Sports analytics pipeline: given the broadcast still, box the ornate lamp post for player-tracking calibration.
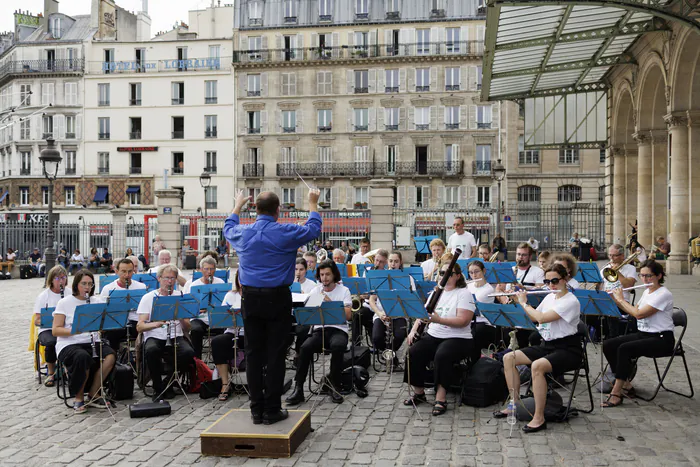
[199,171,212,250]
[39,138,62,269]
[492,158,507,238]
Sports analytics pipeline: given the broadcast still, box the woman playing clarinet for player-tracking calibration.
[494,264,581,433]
[34,265,68,387]
[602,260,674,406]
[211,271,243,402]
[404,262,475,416]
[52,270,116,413]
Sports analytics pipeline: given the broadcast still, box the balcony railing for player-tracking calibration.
[0,59,85,85]
[205,97,218,104]
[385,86,399,93]
[65,132,76,139]
[204,166,217,173]
[416,85,430,92]
[282,127,296,134]
[98,100,110,107]
[247,127,261,134]
[477,122,492,129]
[98,132,110,140]
[172,131,184,139]
[446,84,460,91]
[385,124,399,131]
[20,168,30,176]
[129,98,141,106]
[205,130,218,138]
[354,87,368,94]
[415,124,429,131]
[98,167,110,175]
[386,11,400,19]
[318,126,332,133]
[277,161,462,178]
[247,90,261,97]
[232,41,484,65]
[473,160,492,175]
[284,16,297,24]
[129,131,142,140]
[380,161,463,177]
[446,123,460,130]
[130,167,142,174]
[90,56,227,74]
[242,163,265,177]
[353,125,368,132]
[172,98,184,105]
[65,167,76,175]
[205,201,217,209]
[42,132,53,139]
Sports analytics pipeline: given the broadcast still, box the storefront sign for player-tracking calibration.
[117,146,159,152]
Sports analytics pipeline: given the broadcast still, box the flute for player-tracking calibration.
[488,289,557,298]
[607,284,652,294]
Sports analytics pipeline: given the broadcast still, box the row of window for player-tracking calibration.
[517,185,588,203]
[101,45,221,74]
[96,115,218,141]
[4,150,77,178]
[93,151,218,176]
[14,185,143,207]
[245,67,482,97]
[95,81,219,107]
[0,82,79,111]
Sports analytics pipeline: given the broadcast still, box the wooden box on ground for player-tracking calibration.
[200,409,311,458]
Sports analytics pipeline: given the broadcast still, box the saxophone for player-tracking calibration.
[381,317,395,370]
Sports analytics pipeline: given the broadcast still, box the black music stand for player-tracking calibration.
[108,289,148,376]
[73,301,130,420]
[151,294,199,408]
[573,289,621,406]
[294,301,349,409]
[208,306,248,395]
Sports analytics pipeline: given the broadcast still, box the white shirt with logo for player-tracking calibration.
[447,232,477,259]
[534,292,580,341]
[100,280,147,322]
[636,287,674,333]
[183,277,225,325]
[427,287,475,340]
[53,295,105,357]
[600,263,637,303]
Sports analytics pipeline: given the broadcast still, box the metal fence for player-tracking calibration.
[394,204,606,252]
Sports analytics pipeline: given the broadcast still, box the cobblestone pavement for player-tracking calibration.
[1,271,700,466]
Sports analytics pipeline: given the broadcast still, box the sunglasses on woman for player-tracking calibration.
[543,278,562,285]
[438,270,449,276]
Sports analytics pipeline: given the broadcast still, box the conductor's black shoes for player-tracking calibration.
[263,409,289,425]
[285,384,304,406]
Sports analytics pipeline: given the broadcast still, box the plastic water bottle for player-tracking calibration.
[507,399,516,426]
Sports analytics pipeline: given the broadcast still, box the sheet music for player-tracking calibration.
[305,293,324,308]
[292,293,310,304]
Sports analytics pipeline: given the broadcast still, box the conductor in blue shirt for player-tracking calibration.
[224,188,321,425]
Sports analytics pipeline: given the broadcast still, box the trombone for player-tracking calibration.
[602,251,639,282]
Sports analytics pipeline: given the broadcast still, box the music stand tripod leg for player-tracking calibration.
[85,331,116,421]
[229,326,249,397]
[155,324,193,410]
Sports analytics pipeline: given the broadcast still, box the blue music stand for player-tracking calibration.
[475,302,537,330]
[108,289,147,312]
[573,290,621,319]
[295,301,347,327]
[193,269,230,283]
[190,283,231,310]
[99,274,118,293]
[208,306,244,329]
[306,269,317,281]
[40,307,55,329]
[414,235,438,255]
[335,263,348,278]
[415,280,436,303]
[484,263,517,284]
[290,282,302,293]
[574,263,603,283]
[151,294,200,321]
[366,270,411,291]
[457,259,480,271]
[376,290,429,321]
[343,277,369,296]
[404,267,424,283]
[133,273,158,291]
[526,292,547,308]
[359,264,374,277]
[500,262,517,269]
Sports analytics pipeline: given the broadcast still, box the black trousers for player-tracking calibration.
[372,318,407,352]
[351,306,374,346]
[59,342,115,397]
[189,318,224,360]
[242,286,293,416]
[472,322,499,361]
[405,334,472,390]
[38,330,57,364]
[294,325,311,354]
[295,327,348,386]
[103,320,138,350]
[603,331,675,381]
[144,337,195,395]
[211,333,244,365]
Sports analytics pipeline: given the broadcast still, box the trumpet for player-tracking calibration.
[602,251,639,282]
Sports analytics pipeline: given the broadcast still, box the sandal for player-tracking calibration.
[403,393,427,406]
[601,393,623,408]
[432,400,447,416]
[623,387,637,399]
[73,401,87,414]
[218,384,230,402]
[44,374,56,388]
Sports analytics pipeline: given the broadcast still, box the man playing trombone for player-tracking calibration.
[598,244,638,337]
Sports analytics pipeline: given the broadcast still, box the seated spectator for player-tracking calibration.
[5,248,16,272]
[30,248,46,277]
[56,248,69,269]
[216,240,229,268]
[69,249,84,275]
[87,248,100,270]
[655,236,671,259]
[99,248,113,271]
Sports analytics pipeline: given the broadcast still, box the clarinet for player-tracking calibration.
[413,248,462,343]
[60,284,65,299]
[86,292,98,358]
[164,285,173,348]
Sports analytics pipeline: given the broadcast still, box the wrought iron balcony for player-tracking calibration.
[318,126,332,133]
[242,163,264,177]
[353,125,368,132]
[205,130,218,138]
[206,201,217,209]
[98,100,110,107]
[171,167,184,175]
[473,160,493,175]
[385,86,399,93]
[91,56,228,75]
[172,98,184,105]
[319,14,332,22]
[65,132,76,139]
[355,12,369,20]
[446,84,460,91]
[416,85,430,92]
[98,167,110,175]
[232,41,484,65]
[0,59,85,86]
[204,166,217,174]
[284,16,297,24]
[431,9,446,18]
[42,132,53,139]
[129,131,142,140]
[130,99,141,106]
[65,168,76,175]
[415,124,429,131]
[277,162,374,178]
[282,127,296,134]
[205,97,218,104]
[130,167,142,174]
[247,127,261,134]
[385,124,399,131]
[98,132,110,140]
[446,123,460,130]
[386,11,400,19]
[477,122,492,129]
[20,168,30,176]
[378,161,463,177]
[247,90,261,97]
[172,131,184,139]
[354,87,368,94]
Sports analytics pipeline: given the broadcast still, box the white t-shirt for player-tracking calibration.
[514,265,545,287]
[137,290,187,342]
[427,287,475,340]
[447,232,477,259]
[635,247,648,263]
[7,252,16,261]
[351,254,370,265]
[468,282,495,324]
[309,283,351,333]
[221,291,243,335]
[183,277,225,325]
[534,292,580,341]
[297,278,317,294]
[53,295,105,357]
[148,265,183,277]
[100,279,148,322]
[636,287,674,333]
[34,288,64,333]
[421,258,436,279]
[600,263,637,303]
[70,254,84,262]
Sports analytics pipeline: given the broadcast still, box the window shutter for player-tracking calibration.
[332,32,340,57]
[239,110,247,134]
[460,105,467,130]
[430,106,437,130]
[368,69,376,93]
[408,187,416,208]
[460,65,467,88]
[438,105,445,128]
[367,187,372,209]
[378,107,385,129]
[347,70,354,94]
[399,68,406,92]
[331,186,338,209]
[75,114,82,139]
[369,31,377,55]
[311,33,319,49]
[469,105,477,130]
[430,27,439,53]
[297,34,304,59]
[407,67,415,90]
[399,29,409,55]
[347,108,353,132]
[241,74,248,97]
[437,187,444,206]
[275,110,281,133]
[469,66,477,91]
[439,27,446,44]
[430,67,437,90]
[399,107,407,131]
[378,69,385,91]
[492,103,500,129]
[297,110,303,133]
[346,186,354,208]
[492,183,499,209]
[468,185,477,208]
[408,106,415,130]
[369,108,376,132]
[276,34,283,60]
[459,185,467,206]
[423,186,431,208]
[384,30,392,52]
[461,26,469,52]
[55,114,65,141]
[261,72,268,97]
[262,36,268,50]
[281,73,287,96]
[347,32,354,47]
[295,186,303,209]
[261,110,268,133]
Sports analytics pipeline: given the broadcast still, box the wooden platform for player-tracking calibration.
[200,409,311,458]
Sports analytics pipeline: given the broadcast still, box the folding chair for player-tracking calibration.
[637,307,694,402]
[55,360,72,408]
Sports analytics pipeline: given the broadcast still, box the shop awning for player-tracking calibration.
[0,190,8,203]
[126,186,140,194]
[93,187,109,203]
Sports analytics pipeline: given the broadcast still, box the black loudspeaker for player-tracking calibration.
[107,363,134,400]
[343,346,371,370]
[129,401,172,418]
[185,255,197,270]
[20,265,35,279]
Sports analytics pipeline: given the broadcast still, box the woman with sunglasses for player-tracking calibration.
[602,260,673,406]
[404,262,475,416]
[34,265,68,387]
[52,270,116,413]
[467,261,498,358]
[494,264,581,433]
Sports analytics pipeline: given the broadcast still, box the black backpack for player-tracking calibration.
[461,358,508,407]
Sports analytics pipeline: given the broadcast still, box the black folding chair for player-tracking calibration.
[637,307,694,402]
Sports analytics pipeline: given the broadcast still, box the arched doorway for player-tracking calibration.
[611,89,636,244]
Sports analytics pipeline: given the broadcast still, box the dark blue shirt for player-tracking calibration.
[103,252,112,260]
[224,212,322,287]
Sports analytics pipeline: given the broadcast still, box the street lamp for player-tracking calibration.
[492,158,507,239]
[199,171,211,250]
[39,138,62,270]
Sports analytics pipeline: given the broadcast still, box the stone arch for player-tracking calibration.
[636,53,668,131]
[612,83,635,146]
[670,29,700,111]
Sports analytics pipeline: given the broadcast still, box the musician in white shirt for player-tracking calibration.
[286,261,352,406]
[291,258,317,365]
[467,260,497,359]
[34,265,68,387]
[101,259,147,348]
[147,250,187,287]
[351,249,389,346]
[495,264,581,433]
[404,262,475,416]
[420,238,446,281]
[603,260,674,407]
[52,270,116,413]
[350,238,372,265]
[183,257,226,359]
[211,271,244,402]
[137,265,195,401]
[446,217,477,259]
[598,244,638,336]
